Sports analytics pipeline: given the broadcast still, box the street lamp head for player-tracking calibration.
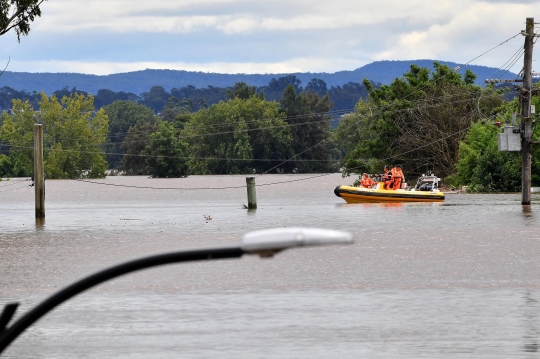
[241,227,353,257]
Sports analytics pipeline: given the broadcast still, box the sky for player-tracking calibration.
[0,0,538,75]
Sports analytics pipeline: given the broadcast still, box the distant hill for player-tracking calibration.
[0,60,517,95]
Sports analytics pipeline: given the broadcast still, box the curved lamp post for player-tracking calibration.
[0,227,352,355]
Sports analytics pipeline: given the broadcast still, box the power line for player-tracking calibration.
[73,173,334,190]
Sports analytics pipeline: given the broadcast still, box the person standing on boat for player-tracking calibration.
[383,166,393,189]
[360,173,374,188]
[381,166,390,181]
[391,165,405,190]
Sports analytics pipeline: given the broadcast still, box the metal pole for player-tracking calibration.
[0,247,245,355]
[33,124,45,218]
[521,18,534,205]
[246,177,257,209]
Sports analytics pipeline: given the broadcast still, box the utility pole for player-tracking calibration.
[34,124,45,218]
[521,17,534,205]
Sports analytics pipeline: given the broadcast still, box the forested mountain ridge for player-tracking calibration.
[0,60,516,95]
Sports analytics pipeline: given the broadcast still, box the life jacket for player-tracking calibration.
[391,167,404,180]
[361,177,373,188]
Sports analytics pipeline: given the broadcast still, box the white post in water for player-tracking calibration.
[246,177,257,209]
[34,124,45,218]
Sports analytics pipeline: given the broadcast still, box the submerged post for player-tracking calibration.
[246,177,257,209]
[34,124,45,218]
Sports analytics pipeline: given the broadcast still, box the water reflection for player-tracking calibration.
[522,205,534,220]
[35,217,45,229]
[522,292,539,353]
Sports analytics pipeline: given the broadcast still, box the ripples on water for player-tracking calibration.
[1,174,540,358]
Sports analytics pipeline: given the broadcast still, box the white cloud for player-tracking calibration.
[34,0,497,34]
[6,0,540,75]
[6,57,365,75]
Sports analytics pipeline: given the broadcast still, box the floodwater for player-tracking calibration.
[1,174,540,358]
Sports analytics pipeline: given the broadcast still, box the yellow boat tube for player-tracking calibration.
[334,182,445,203]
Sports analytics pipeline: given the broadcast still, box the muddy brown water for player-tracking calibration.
[1,174,540,358]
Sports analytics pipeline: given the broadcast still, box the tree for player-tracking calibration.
[0,92,109,178]
[337,62,503,178]
[140,86,170,112]
[260,75,303,101]
[280,85,335,173]
[0,100,34,176]
[450,97,540,192]
[306,78,328,96]
[0,0,46,41]
[94,89,139,109]
[121,122,158,175]
[226,82,258,100]
[182,97,292,174]
[143,121,188,178]
[328,82,370,115]
[53,86,89,100]
[161,96,192,122]
[103,100,157,169]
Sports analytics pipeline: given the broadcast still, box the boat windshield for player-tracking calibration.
[415,176,439,191]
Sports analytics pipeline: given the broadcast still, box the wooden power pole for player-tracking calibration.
[521,17,534,205]
[34,124,45,218]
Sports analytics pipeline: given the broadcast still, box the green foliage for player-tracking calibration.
[336,62,503,179]
[103,100,157,168]
[467,142,521,193]
[143,122,188,178]
[0,0,46,41]
[0,93,109,179]
[0,153,23,177]
[260,75,303,101]
[161,97,193,122]
[140,86,169,112]
[104,100,157,137]
[121,122,157,175]
[453,122,499,186]
[226,82,259,100]
[451,99,540,192]
[183,97,292,174]
[94,89,139,109]
[0,86,40,110]
[0,99,35,176]
[280,85,335,173]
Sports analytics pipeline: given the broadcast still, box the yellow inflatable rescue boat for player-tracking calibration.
[334,174,445,203]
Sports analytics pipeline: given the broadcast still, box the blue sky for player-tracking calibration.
[0,0,538,75]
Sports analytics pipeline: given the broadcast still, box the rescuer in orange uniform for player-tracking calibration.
[382,165,393,189]
[360,173,374,188]
[390,164,405,190]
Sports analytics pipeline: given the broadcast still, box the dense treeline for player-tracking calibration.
[0,76,372,115]
[0,80,338,178]
[1,62,538,192]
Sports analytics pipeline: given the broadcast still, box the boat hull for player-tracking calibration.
[334,185,445,203]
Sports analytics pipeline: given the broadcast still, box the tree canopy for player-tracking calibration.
[0,92,109,178]
[0,0,46,41]
[336,62,503,179]
[182,96,292,174]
